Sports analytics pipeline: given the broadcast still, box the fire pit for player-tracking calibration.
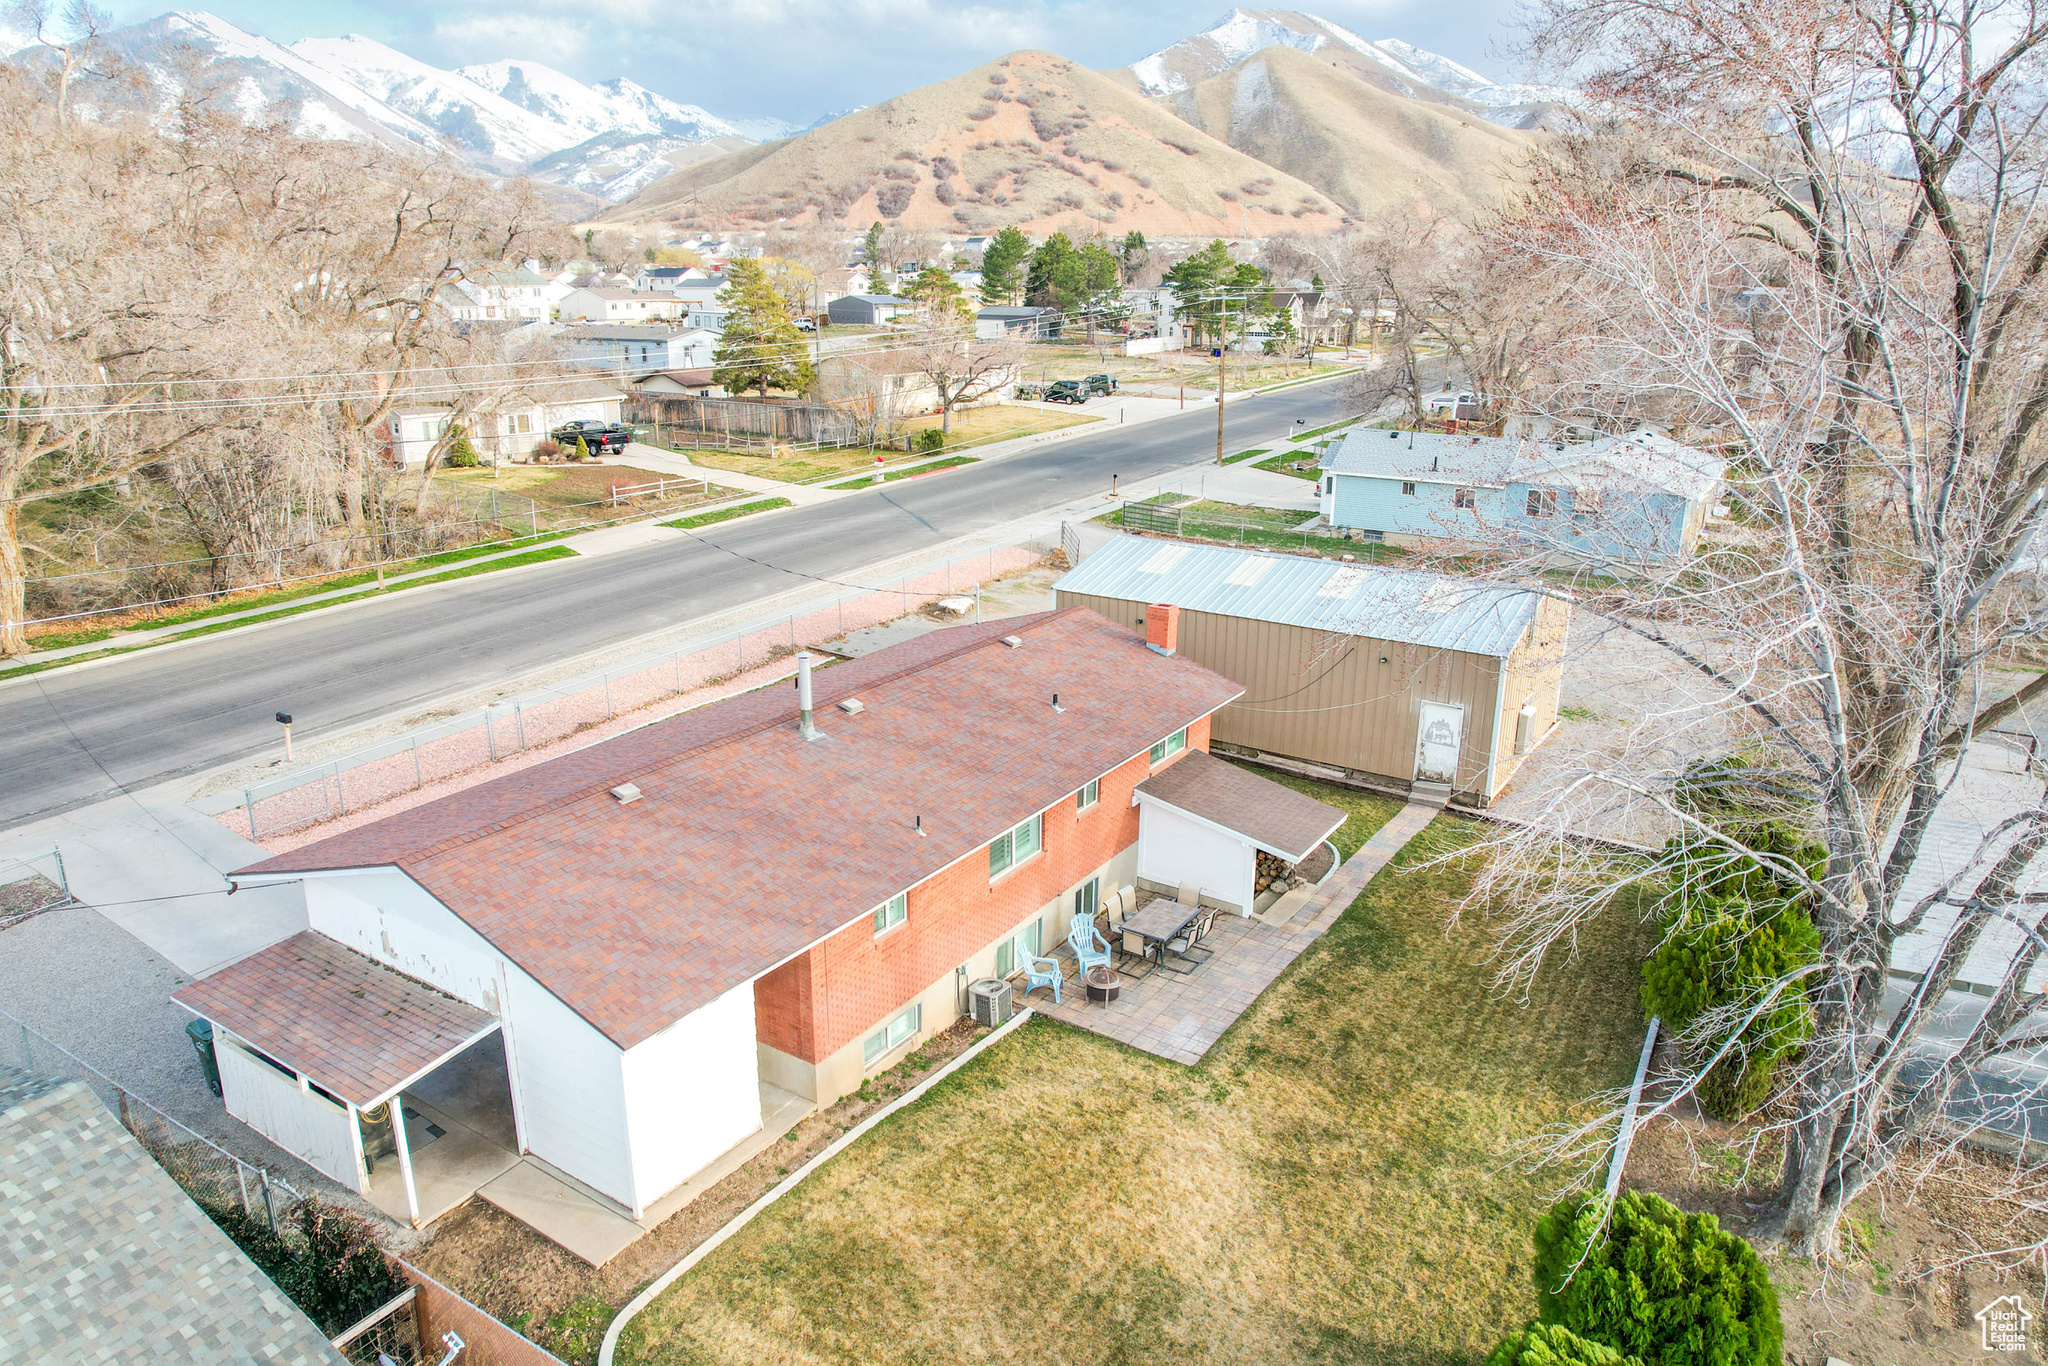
[1085,965,1121,1004]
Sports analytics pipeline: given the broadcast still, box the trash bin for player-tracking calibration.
[186,1018,221,1098]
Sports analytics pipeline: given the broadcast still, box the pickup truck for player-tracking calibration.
[550,419,634,455]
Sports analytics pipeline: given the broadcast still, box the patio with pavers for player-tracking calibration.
[1033,798,1440,1063]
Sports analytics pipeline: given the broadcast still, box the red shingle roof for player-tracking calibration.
[172,932,497,1108]
[238,609,1244,1048]
[1134,749,1346,861]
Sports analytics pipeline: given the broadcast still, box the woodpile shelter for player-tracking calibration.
[1055,537,1569,805]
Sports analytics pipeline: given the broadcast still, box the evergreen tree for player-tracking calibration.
[979,225,1030,304]
[1024,235,1123,336]
[712,259,813,399]
[1163,239,1270,349]
[902,265,970,325]
[1485,1323,1643,1366]
[862,221,886,271]
[1532,1191,1782,1366]
[1117,229,1150,283]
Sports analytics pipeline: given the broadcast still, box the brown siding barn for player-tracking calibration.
[1055,537,1567,804]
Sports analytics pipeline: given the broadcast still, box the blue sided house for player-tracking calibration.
[1317,428,1727,566]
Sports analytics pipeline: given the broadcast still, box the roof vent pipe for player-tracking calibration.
[796,652,823,741]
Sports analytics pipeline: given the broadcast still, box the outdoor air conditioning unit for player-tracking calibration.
[967,977,1014,1028]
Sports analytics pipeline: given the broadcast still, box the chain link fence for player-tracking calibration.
[2,1004,307,1237]
[1119,500,1390,555]
[0,848,72,930]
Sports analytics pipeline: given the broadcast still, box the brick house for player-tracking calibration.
[173,609,1325,1242]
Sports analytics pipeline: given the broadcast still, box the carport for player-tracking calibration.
[173,931,508,1227]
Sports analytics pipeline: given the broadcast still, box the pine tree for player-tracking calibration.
[902,265,970,325]
[979,225,1030,305]
[712,259,813,400]
[862,221,886,271]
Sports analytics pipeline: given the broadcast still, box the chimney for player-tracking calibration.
[1446,417,1461,435]
[795,652,823,741]
[1145,603,1180,657]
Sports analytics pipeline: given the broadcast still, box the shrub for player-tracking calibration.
[570,435,591,462]
[442,422,481,468]
[915,427,945,453]
[1532,1190,1782,1366]
[1486,1322,1643,1366]
[531,438,561,463]
[290,1199,404,1333]
[1642,754,1826,1118]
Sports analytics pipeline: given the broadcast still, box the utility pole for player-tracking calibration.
[1214,288,1232,466]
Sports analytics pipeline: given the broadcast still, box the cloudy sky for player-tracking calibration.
[102,0,1530,126]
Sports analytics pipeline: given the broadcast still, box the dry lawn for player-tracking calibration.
[616,818,1654,1366]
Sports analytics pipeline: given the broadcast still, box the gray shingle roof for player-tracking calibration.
[1055,535,1542,658]
[0,1070,346,1364]
[1321,427,1726,501]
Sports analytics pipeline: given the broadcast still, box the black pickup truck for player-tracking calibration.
[550,419,634,455]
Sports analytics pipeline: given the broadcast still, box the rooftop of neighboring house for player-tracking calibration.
[234,609,1244,1050]
[561,323,718,342]
[1320,427,1725,499]
[977,305,1057,319]
[471,265,550,288]
[834,293,910,306]
[0,1068,346,1365]
[1056,535,1544,658]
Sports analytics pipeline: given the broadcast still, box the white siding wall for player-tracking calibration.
[1135,801,1256,912]
[303,872,637,1211]
[218,1037,364,1192]
[619,982,762,1214]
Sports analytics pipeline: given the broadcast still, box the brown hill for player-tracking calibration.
[607,50,1346,237]
[1166,44,1534,220]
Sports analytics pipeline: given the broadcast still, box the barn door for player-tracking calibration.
[1414,703,1464,784]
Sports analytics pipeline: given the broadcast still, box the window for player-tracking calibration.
[872,891,906,935]
[1454,486,1476,510]
[1073,878,1099,922]
[1149,728,1188,764]
[1526,488,1559,518]
[1401,480,1417,496]
[1571,488,1603,533]
[987,813,1043,879]
[1323,476,1334,495]
[996,919,1042,976]
[1077,778,1099,811]
[516,413,531,434]
[863,1003,921,1067]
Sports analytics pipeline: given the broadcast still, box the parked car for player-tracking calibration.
[1043,380,1088,405]
[794,317,817,332]
[551,419,633,454]
[1083,373,1119,396]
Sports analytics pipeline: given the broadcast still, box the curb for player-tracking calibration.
[596,1008,1037,1366]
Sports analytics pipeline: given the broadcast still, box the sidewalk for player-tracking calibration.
[607,444,845,503]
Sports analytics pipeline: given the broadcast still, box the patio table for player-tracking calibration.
[1118,899,1203,972]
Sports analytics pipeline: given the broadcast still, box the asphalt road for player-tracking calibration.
[0,378,1356,830]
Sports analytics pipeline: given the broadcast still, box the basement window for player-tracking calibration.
[864,1003,921,1067]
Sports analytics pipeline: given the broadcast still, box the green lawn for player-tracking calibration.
[828,456,979,489]
[616,808,1653,1366]
[1097,501,1408,564]
[660,498,793,530]
[1255,451,1324,482]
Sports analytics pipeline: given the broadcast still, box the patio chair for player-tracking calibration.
[1166,906,1218,971]
[1176,881,1202,909]
[1016,942,1063,1005]
[1068,911,1112,977]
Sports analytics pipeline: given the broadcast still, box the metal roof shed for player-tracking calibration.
[1055,536,1571,804]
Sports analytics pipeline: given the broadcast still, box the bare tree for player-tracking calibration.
[1441,0,2048,1264]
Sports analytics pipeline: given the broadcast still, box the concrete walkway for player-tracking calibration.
[1038,799,1440,1064]
[607,444,845,503]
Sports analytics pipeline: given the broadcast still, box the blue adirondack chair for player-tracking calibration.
[1068,911,1112,977]
[1017,938,1063,1004]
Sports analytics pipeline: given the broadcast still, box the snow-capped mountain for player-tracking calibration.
[459,60,740,143]
[5,9,812,200]
[1128,9,1576,130]
[291,34,581,163]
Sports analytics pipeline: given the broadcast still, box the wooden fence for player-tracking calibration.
[628,394,855,445]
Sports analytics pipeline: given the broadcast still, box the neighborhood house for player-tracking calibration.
[384,381,626,467]
[827,294,912,326]
[172,610,1324,1245]
[1317,428,1727,564]
[1055,536,1569,805]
